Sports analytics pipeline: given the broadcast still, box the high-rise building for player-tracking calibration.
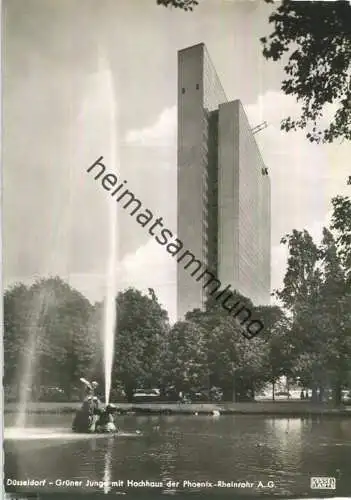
[177,43,271,319]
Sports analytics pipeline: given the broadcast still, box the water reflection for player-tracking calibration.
[158,434,178,494]
[103,436,114,494]
[265,418,303,464]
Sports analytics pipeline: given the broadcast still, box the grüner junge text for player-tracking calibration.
[87,157,264,339]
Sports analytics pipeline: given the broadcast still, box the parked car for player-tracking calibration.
[256,390,291,400]
[274,391,291,400]
[39,386,66,402]
[187,389,209,402]
[132,389,160,402]
[181,387,224,403]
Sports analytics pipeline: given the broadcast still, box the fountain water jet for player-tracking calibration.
[103,180,118,406]
[15,287,57,428]
[15,330,38,428]
[97,50,119,406]
[70,46,119,406]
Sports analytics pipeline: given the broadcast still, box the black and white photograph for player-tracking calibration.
[2,0,351,498]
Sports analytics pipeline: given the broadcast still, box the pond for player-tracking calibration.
[4,413,351,498]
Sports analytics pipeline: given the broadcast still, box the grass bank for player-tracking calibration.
[4,401,351,417]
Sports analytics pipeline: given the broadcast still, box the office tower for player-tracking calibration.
[177,43,271,319]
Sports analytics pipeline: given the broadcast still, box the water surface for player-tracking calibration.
[4,414,351,497]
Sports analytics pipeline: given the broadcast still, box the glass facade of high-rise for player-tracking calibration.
[177,43,271,319]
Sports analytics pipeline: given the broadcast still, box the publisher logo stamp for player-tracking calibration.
[310,477,336,490]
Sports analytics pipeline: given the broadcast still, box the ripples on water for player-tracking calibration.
[4,414,351,497]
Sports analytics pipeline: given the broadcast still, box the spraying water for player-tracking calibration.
[73,47,119,405]
[103,183,118,406]
[15,322,39,428]
[15,286,64,427]
[15,316,42,428]
[98,50,119,406]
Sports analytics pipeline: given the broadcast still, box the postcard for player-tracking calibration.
[3,0,351,498]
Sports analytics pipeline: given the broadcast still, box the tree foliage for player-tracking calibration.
[186,296,283,401]
[257,306,293,397]
[156,0,199,11]
[161,321,208,393]
[330,194,351,279]
[112,287,169,401]
[277,229,322,313]
[208,318,266,401]
[276,216,351,405]
[4,277,97,400]
[318,228,351,404]
[261,0,351,143]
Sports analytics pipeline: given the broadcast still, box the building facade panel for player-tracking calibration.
[177,44,271,319]
[177,44,206,317]
[236,101,271,305]
[218,101,240,288]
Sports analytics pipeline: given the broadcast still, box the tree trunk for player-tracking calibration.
[65,384,72,402]
[333,384,342,407]
[272,381,275,401]
[125,386,135,403]
[232,374,236,403]
[32,384,40,402]
[318,386,325,403]
[311,386,318,403]
[250,387,255,401]
[222,386,234,402]
[159,385,167,401]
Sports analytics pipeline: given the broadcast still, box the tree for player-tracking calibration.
[206,316,266,402]
[261,0,351,143]
[257,306,293,400]
[161,321,208,395]
[276,230,326,401]
[318,228,351,405]
[277,224,351,406]
[276,229,322,313]
[318,194,351,403]
[3,277,97,401]
[30,278,97,398]
[112,287,169,402]
[186,294,268,401]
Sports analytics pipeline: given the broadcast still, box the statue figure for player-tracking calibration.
[72,378,101,433]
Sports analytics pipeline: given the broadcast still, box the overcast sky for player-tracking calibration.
[3,0,350,322]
